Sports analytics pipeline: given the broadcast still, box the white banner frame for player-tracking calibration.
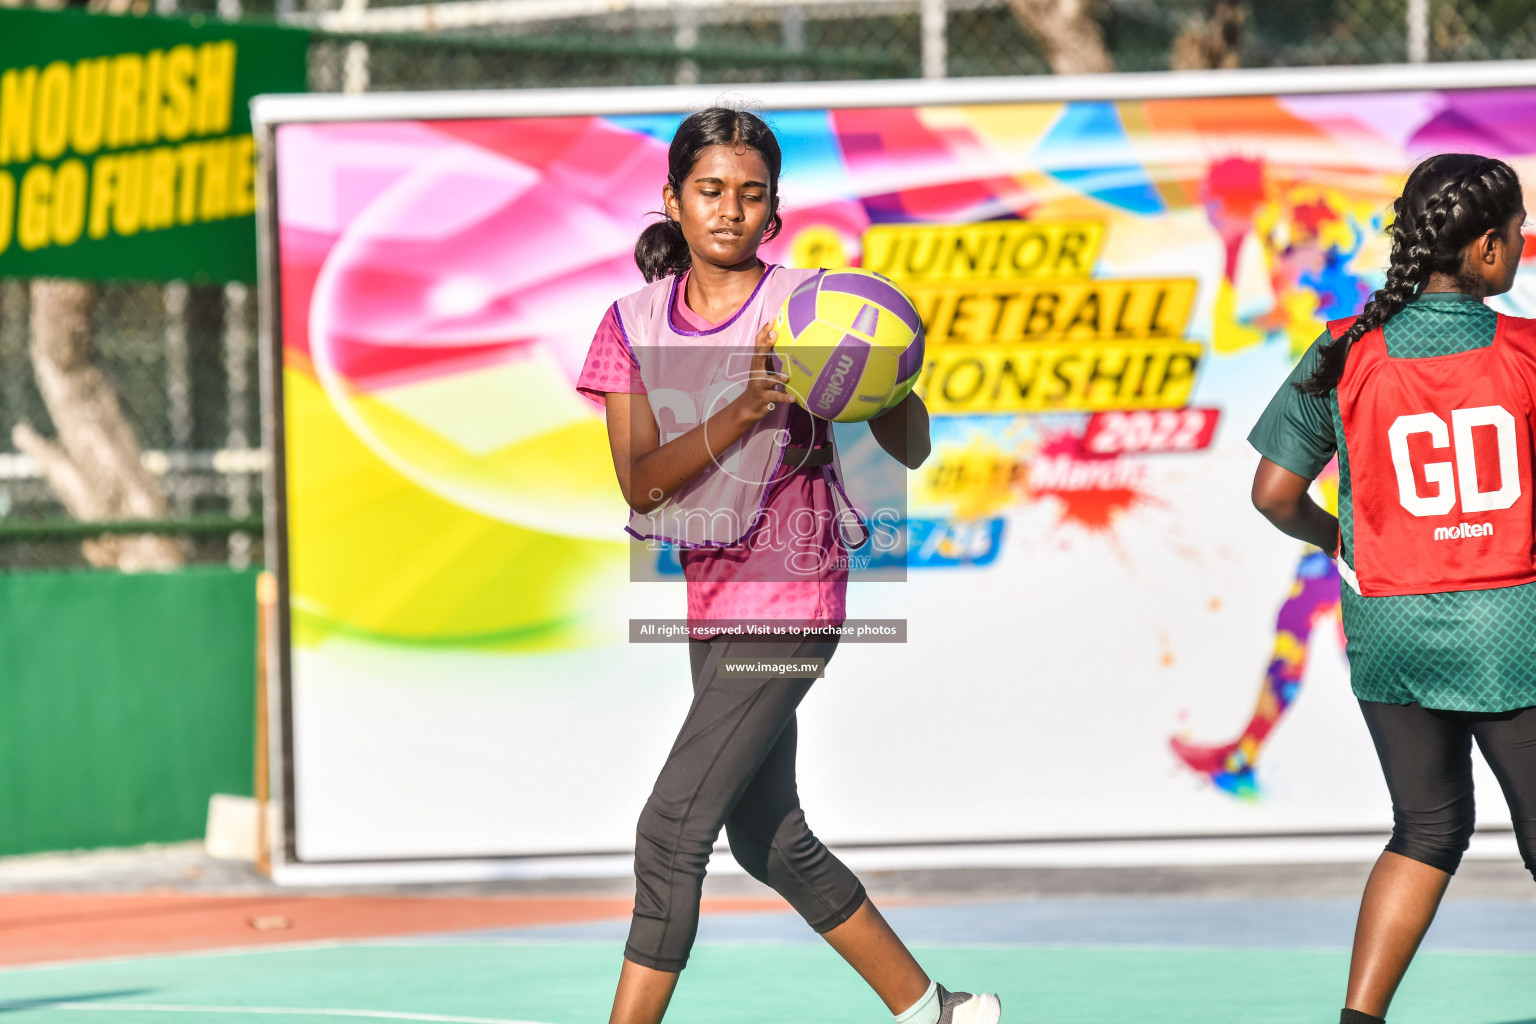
[255,61,1536,884]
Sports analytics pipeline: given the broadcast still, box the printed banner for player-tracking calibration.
[0,8,307,283]
[272,86,1536,863]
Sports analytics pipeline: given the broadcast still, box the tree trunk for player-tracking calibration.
[1172,0,1245,70]
[1006,0,1115,74]
[13,279,183,571]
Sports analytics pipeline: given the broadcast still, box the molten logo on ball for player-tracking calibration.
[812,351,860,417]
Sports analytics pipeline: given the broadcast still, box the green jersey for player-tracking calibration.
[1249,292,1536,712]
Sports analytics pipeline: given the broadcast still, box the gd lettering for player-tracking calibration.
[1388,405,1521,517]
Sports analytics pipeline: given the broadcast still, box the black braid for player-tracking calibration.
[1294,155,1522,396]
[1294,211,1425,396]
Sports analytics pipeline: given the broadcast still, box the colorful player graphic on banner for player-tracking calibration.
[271,83,1536,863]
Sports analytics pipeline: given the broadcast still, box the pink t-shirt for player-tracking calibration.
[575,308,643,407]
[577,271,848,636]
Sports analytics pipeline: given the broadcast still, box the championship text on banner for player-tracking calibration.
[866,221,1204,414]
[0,8,307,283]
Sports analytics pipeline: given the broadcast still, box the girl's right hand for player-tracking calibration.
[737,321,790,423]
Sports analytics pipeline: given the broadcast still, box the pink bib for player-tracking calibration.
[614,265,868,550]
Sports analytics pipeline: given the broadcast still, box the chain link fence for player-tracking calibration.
[302,0,1536,86]
[2,0,1533,570]
[0,279,262,570]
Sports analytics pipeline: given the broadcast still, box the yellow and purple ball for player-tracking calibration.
[773,268,926,423]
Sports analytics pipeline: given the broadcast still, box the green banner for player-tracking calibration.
[0,9,307,284]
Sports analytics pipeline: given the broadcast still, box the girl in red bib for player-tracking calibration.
[577,108,1002,1024]
[1249,154,1534,1024]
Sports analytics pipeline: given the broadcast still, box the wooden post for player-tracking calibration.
[255,570,276,877]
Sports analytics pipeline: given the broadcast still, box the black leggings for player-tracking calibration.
[1359,699,1536,879]
[624,637,867,972]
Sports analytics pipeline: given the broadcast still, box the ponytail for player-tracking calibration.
[1295,153,1523,396]
[633,106,785,284]
[635,218,692,283]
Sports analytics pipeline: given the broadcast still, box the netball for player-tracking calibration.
[773,268,926,422]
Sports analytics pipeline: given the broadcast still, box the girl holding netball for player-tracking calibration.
[576,107,1001,1024]
[1248,153,1535,1023]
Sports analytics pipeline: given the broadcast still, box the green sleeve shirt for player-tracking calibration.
[1243,293,1536,713]
[1248,334,1337,480]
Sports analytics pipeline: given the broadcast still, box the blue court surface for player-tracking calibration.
[0,894,1532,1023]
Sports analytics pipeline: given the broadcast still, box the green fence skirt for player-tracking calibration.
[0,567,258,856]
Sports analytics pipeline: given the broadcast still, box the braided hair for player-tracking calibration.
[634,107,785,283]
[1295,153,1524,396]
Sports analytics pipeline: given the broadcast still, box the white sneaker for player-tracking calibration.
[937,985,1002,1024]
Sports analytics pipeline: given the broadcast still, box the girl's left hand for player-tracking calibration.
[736,321,791,423]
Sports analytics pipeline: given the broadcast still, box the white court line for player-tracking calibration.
[0,941,360,977]
[25,1003,555,1024]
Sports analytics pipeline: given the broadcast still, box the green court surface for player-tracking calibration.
[0,941,1531,1024]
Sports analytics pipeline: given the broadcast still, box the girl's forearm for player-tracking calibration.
[1262,495,1340,553]
[628,401,754,513]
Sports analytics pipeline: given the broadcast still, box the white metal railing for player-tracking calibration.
[296,0,999,34]
[0,449,269,483]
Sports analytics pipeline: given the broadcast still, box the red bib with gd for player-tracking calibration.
[1334,313,1536,596]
